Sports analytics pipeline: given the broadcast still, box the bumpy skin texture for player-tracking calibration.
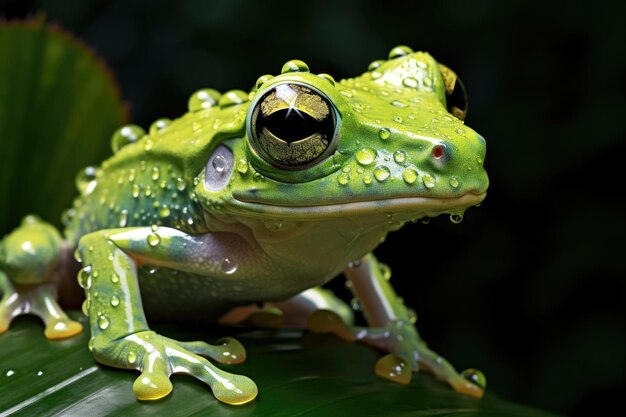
[0,46,489,404]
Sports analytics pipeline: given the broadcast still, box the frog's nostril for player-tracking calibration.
[432,145,445,159]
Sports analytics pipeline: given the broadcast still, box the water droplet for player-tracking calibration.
[81,298,90,316]
[350,298,361,311]
[363,175,373,185]
[456,128,466,136]
[450,213,464,224]
[188,88,221,112]
[393,150,407,163]
[159,206,171,218]
[131,184,140,198]
[317,73,335,85]
[73,249,82,262]
[218,90,249,108]
[449,176,460,188]
[111,273,120,283]
[355,147,377,165]
[393,116,404,124]
[423,174,436,189]
[371,71,382,79]
[375,354,411,384]
[368,60,385,71]
[281,59,309,73]
[151,167,160,181]
[212,155,226,172]
[36,371,44,376]
[6,370,15,377]
[391,100,406,108]
[236,158,249,174]
[402,77,418,88]
[78,266,92,289]
[110,296,120,307]
[118,209,128,227]
[144,139,154,151]
[402,168,418,184]
[191,121,203,132]
[423,77,433,87]
[337,172,350,185]
[176,178,186,191]
[147,233,161,247]
[255,74,273,89]
[342,165,351,173]
[75,166,98,195]
[388,45,413,59]
[221,258,237,274]
[461,368,487,390]
[379,127,391,140]
[149,118,171,136]
[111,125,145,153]
[127,351,137,364]
[97,315,110,330]
[374,166,391,182]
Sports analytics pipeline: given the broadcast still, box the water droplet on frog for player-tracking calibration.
[82,297,90,316]
[236,159,249,174]
[378,127,391,140]
[218,90,249,108]
[78,266,92,289]
[423,77,433,87]
[450,213,464,224]
[97,315,110,330]
[176,178,186,191]
[456,128,466,136]
[144,139,154,151]
[151,167,160,181]
[111,273,120,283]
[368,60,385,71]
[402,168,418,184]
[110,296,120,307]
[342,165,351,173]
[75,166,98,195]
[221,258,237,274]
[73,248,82,262]
[118,209,128,227]
[212,155,226,173]
[355,147,377,165]
[402,77,418,88]
[111,125,145,153]
[374,166,390,182]
[127,351,137,364]
[388,45,413,59]
[318,73,335,85]
[337,172,350,185]
[423,174,436,189]
[159,206,171,218]
[449,176,460,189]
[461,368,487,390]
[131,184,140,199]
[281,59,309,73]
[188,88,221,112]
[391,100,406,108]
[149,118,171,136]
[255,74,273,90]
[393,116,404,124]
[371,71,382,79]
[147,233,161,247]
[393,150,407,164]
[363,175,373,185]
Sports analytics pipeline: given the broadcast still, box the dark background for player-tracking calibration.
[1,1,624,416]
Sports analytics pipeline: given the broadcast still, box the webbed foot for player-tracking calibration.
[308,310,485,398]
[91,331,257,404]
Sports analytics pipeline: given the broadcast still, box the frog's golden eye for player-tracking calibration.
[439,64,468,121]
[249,83,338,169]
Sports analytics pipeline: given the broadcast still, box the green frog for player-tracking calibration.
[0,45,489,405]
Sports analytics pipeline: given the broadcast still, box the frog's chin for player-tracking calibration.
[229,191,486,221]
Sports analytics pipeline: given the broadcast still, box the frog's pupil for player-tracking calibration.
[432,145,444,159]
[257,109,329,142]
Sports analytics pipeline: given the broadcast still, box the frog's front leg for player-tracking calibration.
[308,253,485,398]
[78,227,257,405]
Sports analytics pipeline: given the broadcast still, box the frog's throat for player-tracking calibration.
[230,191,486,220]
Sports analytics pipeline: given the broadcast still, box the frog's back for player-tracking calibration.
[62,89,250,245]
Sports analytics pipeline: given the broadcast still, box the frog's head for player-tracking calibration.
[198,46,488,227]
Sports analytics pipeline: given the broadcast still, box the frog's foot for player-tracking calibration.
[92,331,257,404]
[308,310,485,398]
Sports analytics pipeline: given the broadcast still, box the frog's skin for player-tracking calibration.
[0,46,488,405]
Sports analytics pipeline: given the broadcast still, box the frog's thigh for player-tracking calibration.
[219,287,354,328]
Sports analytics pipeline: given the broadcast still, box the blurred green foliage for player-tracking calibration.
[0,1,623,416]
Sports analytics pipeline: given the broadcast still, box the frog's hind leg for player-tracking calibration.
[0,215,82,338]
[218,287,354,329]
[78,226,257,404]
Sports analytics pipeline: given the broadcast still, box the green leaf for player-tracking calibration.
[0,17,127,235]
[0,313,564,417]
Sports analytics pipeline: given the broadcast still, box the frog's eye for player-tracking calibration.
[439,64,468,121]
[249,83,338,169]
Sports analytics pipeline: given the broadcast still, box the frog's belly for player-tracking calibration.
[137,267,315,322]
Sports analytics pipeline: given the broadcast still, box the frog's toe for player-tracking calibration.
[163,336,247,364]
[133,364,174,401]
[375,353,412,385]
[44,319,83,339]
[170,351,258,405]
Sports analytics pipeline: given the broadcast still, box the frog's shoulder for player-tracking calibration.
[62,88,250,243]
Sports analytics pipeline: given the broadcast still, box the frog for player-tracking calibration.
[0,45,489,405]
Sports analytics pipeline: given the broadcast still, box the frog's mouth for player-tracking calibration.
[230,191,486,221]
